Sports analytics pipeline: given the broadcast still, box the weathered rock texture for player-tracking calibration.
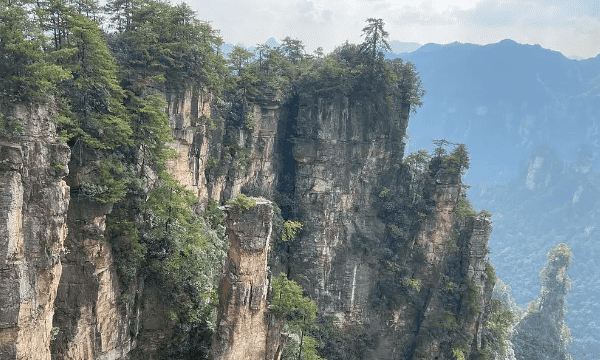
[50,144,132,359]
[0,103,70,359]
[210,200,283,360]
[2,77,495,359]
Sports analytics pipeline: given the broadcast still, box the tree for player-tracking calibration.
[313,46,324,59]
[271,273,323,360]
[444,143,470,175]
[386,58,425,112]
[59,12,132,149]
[432,139,451,158]
[279,36,305,64]
[0,0,72,102]
[359,18,392,68]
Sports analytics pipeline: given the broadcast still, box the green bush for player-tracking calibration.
[226,193,257,213]
[465,280,481,317]
[486,263,497,282]
[402,277,421,292]
[379,187,389,198]
[455,198,476,219]
[282,220,302,242]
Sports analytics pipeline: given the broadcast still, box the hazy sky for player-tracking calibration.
[187,0,600,59]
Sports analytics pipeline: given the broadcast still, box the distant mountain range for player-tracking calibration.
[399,39,600,360]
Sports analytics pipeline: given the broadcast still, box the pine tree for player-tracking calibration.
[359,18,392,68]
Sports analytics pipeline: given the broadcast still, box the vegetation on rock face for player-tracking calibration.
[1,4,439,357]
[226,193,257,214]
[455,198,477,219]
[271,273,323,360]
[282,220,303,242]
[511,243,574,360]
[479,299,515,359]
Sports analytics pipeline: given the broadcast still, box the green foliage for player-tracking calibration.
[480,210,492,219]
[386,59,426,113]
[206,157,219,169]
[464,280,481,317]
[447,238,457,249]
[143,171,228,323]
[443,143,470,175]
[455,198,476,219]
[485,263,497,282]
[50,326,60,342]
[0,0,73,102]
[226,193,257,214]
[109,1,231,95]
[79,155,136,203]
[282,220,303,242]
[204,198,225,228]
[359,18,391,67]
[445,281,458,291]
[403,149,431,171]
[452,348,465,360]
[245,111,255,130]
[58,13,133,150]
[271,273,322,360]
[431,311,458,331]
[482,300,515,357]
[0,116,25,138]
[402,277,421,292]
[379,187,389,198]
[52,162,67,170]
[106,213,147,284]
[271,273,316,319]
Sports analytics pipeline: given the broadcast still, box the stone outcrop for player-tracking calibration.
[0,103,70,359]
[50,142,132,359]
[210,199,283,360]
[1,78,496,359]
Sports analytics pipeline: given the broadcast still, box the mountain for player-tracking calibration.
[400,39,600,359]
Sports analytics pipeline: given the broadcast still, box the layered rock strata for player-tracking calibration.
[210,199,283,360]
[0,104,70,359]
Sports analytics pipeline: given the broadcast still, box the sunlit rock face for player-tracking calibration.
[272,85,495,358]
[210,200,284,360]
[0,103,70,360]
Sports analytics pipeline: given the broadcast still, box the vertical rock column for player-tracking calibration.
[0,104,70,359]
[210,199,282,360]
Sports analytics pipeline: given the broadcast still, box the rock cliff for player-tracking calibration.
[1,74,495,360]
[0,103,70,359]
[210,200,283,360]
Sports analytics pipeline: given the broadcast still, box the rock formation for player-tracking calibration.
[0,103,70,359]
[210,199,283,360]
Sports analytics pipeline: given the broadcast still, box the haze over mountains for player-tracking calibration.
[399,39,600,359]
[222,37,600,358]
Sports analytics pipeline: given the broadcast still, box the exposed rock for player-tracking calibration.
[210,199,284,360]
[50,147,131,359]
[0,103,70,360]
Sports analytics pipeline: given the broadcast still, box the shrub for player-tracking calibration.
[282,220,302,242]
[465,280,481,317]
[486,263,497,282]
[455,198,476,219]
[379,187,389,198]
[402,277,421,292]
[226,193,257,213]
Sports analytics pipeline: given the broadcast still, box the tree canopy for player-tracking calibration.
[359,18,392,68]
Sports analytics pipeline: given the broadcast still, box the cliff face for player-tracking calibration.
[1,77,494,359]
[210,200,283,360]
[0,103,70,359]
[279,86,495,358]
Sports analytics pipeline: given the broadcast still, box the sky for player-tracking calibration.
[186,0,600,59]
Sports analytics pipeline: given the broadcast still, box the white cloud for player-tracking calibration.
[184,0,600,58]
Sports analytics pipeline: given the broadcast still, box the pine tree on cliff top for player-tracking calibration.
[359,18,392,68]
